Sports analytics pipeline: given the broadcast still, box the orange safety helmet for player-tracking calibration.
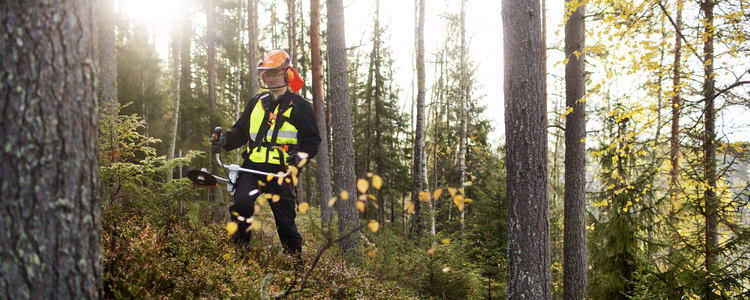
[258,50,304,92]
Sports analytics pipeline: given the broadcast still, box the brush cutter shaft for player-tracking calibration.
[215,153,290,177]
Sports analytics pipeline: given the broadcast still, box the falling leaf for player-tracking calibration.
[297,152,309,159]
[299,202,309,214]
[328,196,337,207]
[453,195,464,207]
[441,238,451,244]
[237,216,246,222]
[254,205,261,213]
[403,201,412,211]
[368,220,380,233]
[340,190,349,201]
[231,211,239,217]
[272,194,281,202]
[277,172,285,185]
[222,253,231,260]
[427,245,438,256]
[448,187,457,197]
[407,203,415,214]
[358,194,368,201]
[368,194,377,201]
[372,175,383,190]
[458,188,465,195]
[464,198,473,204]
[366,172,374,178]
[418,191,430,202]
[266,174,274,182]
[251,220,261,231]
[249,189,260,196]
[256,194,267,206]
[356,201,366,213]
[226,222,238,236]
[289,165,299,177]
[432,188,443,200]
[298,158,308,168]
[265,193,273,199]
[357,178,370,194]
[367,250,377,258]
[257,180,266,187]
[464,181,473,187]
[442,266,454,273]
[285,178,292,184]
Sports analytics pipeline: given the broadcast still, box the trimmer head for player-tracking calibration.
[187,169,218,188]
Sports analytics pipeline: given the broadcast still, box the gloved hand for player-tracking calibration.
[210,132,226,153]
[286,151,300,167]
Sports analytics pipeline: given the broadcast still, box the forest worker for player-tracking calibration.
[211,49,321,256]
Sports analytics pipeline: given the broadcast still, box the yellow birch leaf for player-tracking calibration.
[266,174,274,182]
[226,222,238,236]
[427,245,438,256]
[368,220,380,233]
[419,191,431,202]
[340,190,349,200]
[231,211,239,217]
[298,158,308,168]
[453,195,464,207]
[251,220,261,231]
[464,198,473,204]
[357,178,369,194]
[372,175,383,190]
[299,202,309,214]
[368,194,378,201]
[289,166,298,177]
[458,188,465,195]
[277,172,285,185]
[366,172,374,178]
[463,181,473,187]
[367,250,377,258]
[328,196,337,207]
[441,238,451,244]
[432,188,443,200]
[359,194,368,201]
[408,203,415,214]
[442,267,454,273]
[285,178,291,184]
[448,187,457,197]
[254,204,261,213]
[256,194,267,206]
[272,194,281,202]
[356,201,366,213]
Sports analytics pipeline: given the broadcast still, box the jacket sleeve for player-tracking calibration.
[222,95,256,151]
[292,97,321,160]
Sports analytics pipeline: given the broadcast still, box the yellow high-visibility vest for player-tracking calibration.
[246,96,298,165]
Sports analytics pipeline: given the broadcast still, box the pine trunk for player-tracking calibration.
[458,0,468,231]
[702,0,718,294]
[669,0,682,251]
[207,0,216,112]
[99,0,117,112]
[502,0,551,296]
[0,1,102,298]
[248,0,258,96]
[563,0,587,298]
[309,0,333,227]
[327,0,360,253]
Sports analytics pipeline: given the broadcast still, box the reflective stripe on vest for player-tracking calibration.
[247,96,298,165]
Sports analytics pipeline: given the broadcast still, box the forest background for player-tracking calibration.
[2,0,750,298]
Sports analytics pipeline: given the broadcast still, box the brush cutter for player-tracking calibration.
[187,127,290,195]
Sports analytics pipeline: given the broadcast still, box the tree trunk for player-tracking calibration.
[309,0,333,227]
[207,0,217,112]
[327,0,361,254]
[563,0,587,298]
[248,0,258,96]
[502,0,551,296]
[288,0,297,68]
[180,0,193,149]
[99,0,117,113]
[701,0,718,294]
[372,0,386,225]
[0,1,102,298]
[412,0,426,239]
[168,20,182,181]
[669,0,682,252]
[458,0,468,231]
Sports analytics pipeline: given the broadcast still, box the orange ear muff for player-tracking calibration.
[286,68,294,83]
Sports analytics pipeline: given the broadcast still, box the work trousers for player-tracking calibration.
[229,167,302,253]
